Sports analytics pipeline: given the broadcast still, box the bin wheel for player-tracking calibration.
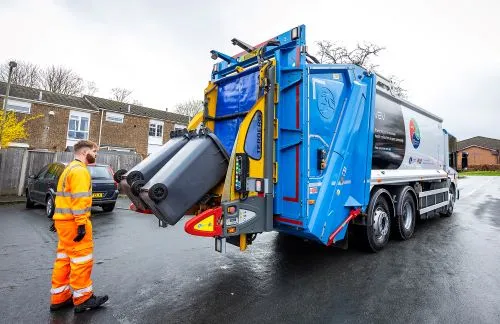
[126,171,144,186]
[113,169,127,183]
[131,180,146,196]
[149,183,168,202]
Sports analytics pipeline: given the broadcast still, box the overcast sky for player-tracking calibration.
[1,0,499,140]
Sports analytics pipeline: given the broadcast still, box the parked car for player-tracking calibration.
[26,162,119,217]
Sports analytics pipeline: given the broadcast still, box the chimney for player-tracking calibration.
[165,107,168,112]
[39,91,43,100]
[127,104,131,113]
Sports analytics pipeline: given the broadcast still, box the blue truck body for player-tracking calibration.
[121,25,458,252]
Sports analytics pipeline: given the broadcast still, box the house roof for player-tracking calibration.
[84,96,189,124]
[0,81,95,111]
[0,81,190,124]
[457,136,500,151]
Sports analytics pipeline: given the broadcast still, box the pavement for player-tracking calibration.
[0,195,25,205]
[1,176,500,323]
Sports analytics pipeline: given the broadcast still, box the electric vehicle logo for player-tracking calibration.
[409,118,421,149]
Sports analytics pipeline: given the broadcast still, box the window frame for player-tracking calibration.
[67,111,90,140]
[5,99,31,114]
[105,111,124,123]
[148,120,164,138]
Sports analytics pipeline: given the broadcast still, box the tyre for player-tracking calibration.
[441,186,455,217]
[394,187,416,240]
[360,189,392,252]
[102,203,116,212]
[25,190,35,209]
[46,195,55,218]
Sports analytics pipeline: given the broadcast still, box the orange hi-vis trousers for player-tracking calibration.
[50,220,94,305]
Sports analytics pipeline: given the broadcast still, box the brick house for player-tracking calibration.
[0,82,189,157]
[457,136,500,169]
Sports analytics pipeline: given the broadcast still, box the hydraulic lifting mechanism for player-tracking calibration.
[115,25,459,253]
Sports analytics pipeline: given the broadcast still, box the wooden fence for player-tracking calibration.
[0,148,142,196]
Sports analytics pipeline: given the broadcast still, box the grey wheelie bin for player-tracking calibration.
[139,129,229,225]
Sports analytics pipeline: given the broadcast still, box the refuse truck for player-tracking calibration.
[115,25,459,252]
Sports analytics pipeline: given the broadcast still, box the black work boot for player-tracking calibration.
[50,296,73,311]
[74,294,109,313]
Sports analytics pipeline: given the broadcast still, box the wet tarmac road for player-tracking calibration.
[1,176,500,323]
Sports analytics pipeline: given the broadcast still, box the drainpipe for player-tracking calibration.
[98,109,104,146]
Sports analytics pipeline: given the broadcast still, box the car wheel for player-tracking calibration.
[26,190,35,209]
[102,203,116,212]
[46,195,55,218]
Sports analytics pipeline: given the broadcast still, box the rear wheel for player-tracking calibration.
[360,190,392,252]
[441,186,455,217]
[46,195,55,218]
[394,188,416,240]
[102,203,116,212]
[25,190,35,209]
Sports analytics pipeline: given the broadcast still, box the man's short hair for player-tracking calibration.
[73,140,97,153]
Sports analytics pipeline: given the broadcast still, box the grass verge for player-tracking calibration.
[459,171,500,176]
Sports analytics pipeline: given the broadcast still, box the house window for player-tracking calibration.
[149,123,163,137]
[6,99,31,114]
[67,111,90,140]
[105,112,124,123]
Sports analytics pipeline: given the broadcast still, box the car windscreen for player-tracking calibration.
[88,166,113,180]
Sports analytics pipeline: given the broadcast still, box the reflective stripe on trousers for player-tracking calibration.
[50,285,70,294]
[71,253,93,264]
[73,285,93,298]
[56,252,68,259]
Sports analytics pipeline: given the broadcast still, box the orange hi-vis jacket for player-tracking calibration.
[53,160,92,225]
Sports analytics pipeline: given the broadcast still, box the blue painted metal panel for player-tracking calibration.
[214,70,259,154]
[305,66,375,244]
[209,25,379,245]
[273,32,305,223]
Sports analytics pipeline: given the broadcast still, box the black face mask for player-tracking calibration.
[86,153,96,164]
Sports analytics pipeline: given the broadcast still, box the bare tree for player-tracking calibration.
[40,65,84,95]
[83,81,98,96]
[174,99,203,117]
[388,76,408,99]
[316,41,385,70]
[0,60,41,87]
[110,88,133,103]
[315,41,348,64]
[316,41,408,98]
[132,99,143,106]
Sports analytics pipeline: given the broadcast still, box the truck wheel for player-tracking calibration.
[394,188,416,240]
[361,190,392,252]
[441,186,455,217]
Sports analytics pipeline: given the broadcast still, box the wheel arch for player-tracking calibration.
[392,185,418,216]
[369,187,395,220]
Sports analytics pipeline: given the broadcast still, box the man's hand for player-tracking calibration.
[49,222,56,232]
[73,225,86,242]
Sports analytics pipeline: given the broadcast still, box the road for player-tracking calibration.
[1,176,499,323]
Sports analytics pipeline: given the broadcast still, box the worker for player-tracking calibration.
[49,140,108,313]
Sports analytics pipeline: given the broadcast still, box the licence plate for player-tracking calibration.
[92,192,104,198]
